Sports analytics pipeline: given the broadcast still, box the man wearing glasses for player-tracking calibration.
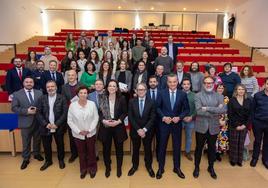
[193,76,226,179]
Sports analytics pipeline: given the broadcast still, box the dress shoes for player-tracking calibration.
[117,168,122,178]
[230,161,236,166]
[193,167,200,178]
[80,172,87,179]
[68,155,77,163]
[173,168,185,179]
[263,161,268,169]
[207,167,217,179]
[250,159,258,167]
[105,168,111,178]
[40,161,53,171]
[34,154,44,161]
[146,168,155,178]
[185,152,193,161]
[20,160,30,170]
[156,169,164,179]
[59,160,65,169]
[127,167,137,176]
[89,172,96,178]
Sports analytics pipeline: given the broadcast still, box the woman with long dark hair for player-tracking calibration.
[25,50,38,70]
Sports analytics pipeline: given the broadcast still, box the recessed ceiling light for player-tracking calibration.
[215,8,219,11]
[183,8,187,11]
[118,6,122,9]
[151,7,154,10]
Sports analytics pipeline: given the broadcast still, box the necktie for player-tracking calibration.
[152,90,156,101]
[52,72,56,81]
[139,99,144,117]
[171,91,175,110]
[18,69,22,80]
[28,90,34,104]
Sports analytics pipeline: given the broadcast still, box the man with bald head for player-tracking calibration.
[154,46,173,75]
[61,69,83,163]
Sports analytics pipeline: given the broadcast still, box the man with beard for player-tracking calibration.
[33,60,45,91]
[11,76,44,169]
[37,80,68,171]
[193,76,226,179]
[189,62,204,93]
[154,47,173,75]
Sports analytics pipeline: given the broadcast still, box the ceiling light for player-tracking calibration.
[215,8,219,11]
[118,6,122,9]
[151,7,154,10]
[183,8,187,11]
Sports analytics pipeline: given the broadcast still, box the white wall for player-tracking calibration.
[233,0,268,55]
[197,14,217,35]
[0,0,42,50]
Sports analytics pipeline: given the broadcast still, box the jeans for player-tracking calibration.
[182,121,195,153]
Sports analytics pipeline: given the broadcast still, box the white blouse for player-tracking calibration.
[68,100,99,140]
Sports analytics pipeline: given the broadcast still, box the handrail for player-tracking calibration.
[250,47,268,61]
[0,43,17,57]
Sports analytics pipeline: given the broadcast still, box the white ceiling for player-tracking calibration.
[30,0,249,12]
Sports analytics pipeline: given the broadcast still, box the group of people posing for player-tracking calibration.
[5,31,268,180]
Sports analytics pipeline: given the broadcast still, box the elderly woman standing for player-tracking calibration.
[68,86,99,179]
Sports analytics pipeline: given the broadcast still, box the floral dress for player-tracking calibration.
[216,96,229,153]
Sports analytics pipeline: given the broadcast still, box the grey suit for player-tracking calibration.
[115,70,133,92]
[11,88,43,160]
[194,91,225,135]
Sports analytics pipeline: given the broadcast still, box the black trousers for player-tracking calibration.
[42,134,65,162]
[67,126,78,157]
[131,134,153,169]
[228,25,234,38]
[252,119,268,163]
[194,131,217,167]
[102,138,124,170]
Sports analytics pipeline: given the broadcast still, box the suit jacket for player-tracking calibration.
[6,67,32,95]
[61,82,83,102]
[32,70,44,91]
[164,43,178,64]
[194,91,225,135]
[88,91,101,108]
[41,70,64,94]
[146,47,158,63]
[36,94,68,136]
[128,97,155,138]
[157,89,190,124]
[115,70,133,92]
[11,88,43,128]
[156,74,167,90]
[98,94,128,143]
[175,71,191,89]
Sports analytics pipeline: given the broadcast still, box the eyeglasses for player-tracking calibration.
[204,82,214,85]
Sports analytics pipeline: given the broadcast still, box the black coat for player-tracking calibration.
[36,94,68,136]
[98,95,128,143]
[41,71,64,94]
[128,97,155,138]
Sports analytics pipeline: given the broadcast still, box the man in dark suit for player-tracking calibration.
[155,65,167,90]
[61,70,83,163]
[41,60,64,94]
[146,75,161,160]
[164,35,178,64]
[37,80,68,171]
[156,73,190,179]
[33,60,45,91]
[6,57,32,99]
[11,76,44,170]
[128,83,156,177]
[175,61,191,89]
[146,39,159,63]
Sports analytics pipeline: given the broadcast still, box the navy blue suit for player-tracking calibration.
[41,71,64,94]
[32,70,44,91]
[5,67,32,95]
[164,43,178,64]
[157,89,189,170]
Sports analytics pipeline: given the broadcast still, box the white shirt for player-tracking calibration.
[138,73,143,84]
[68,100,99,140]
[150,88,157,99]
[168,43,174,59]
[48,94,57,124]
[77,59,87,72]
[24,88,34,103]
[16,67,22,77]
[177,71,184,84]
[109,99,115,119]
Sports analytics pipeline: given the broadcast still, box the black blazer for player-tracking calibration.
[36,94,68,136]
[164,43,178,64]
[128,97,155,138]
[98,95,128,143]
[146,47,159,63]
[41,70,64,94]
[6,67,32,95]
[176,72,191,90]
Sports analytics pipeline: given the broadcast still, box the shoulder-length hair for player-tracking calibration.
[84,61,96,72]
[189,62,200,72]
[26,50,38,61]
[105,79,122,98]
[232,84,248,99]
[240,65,254,78]
[99,61,112,76]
